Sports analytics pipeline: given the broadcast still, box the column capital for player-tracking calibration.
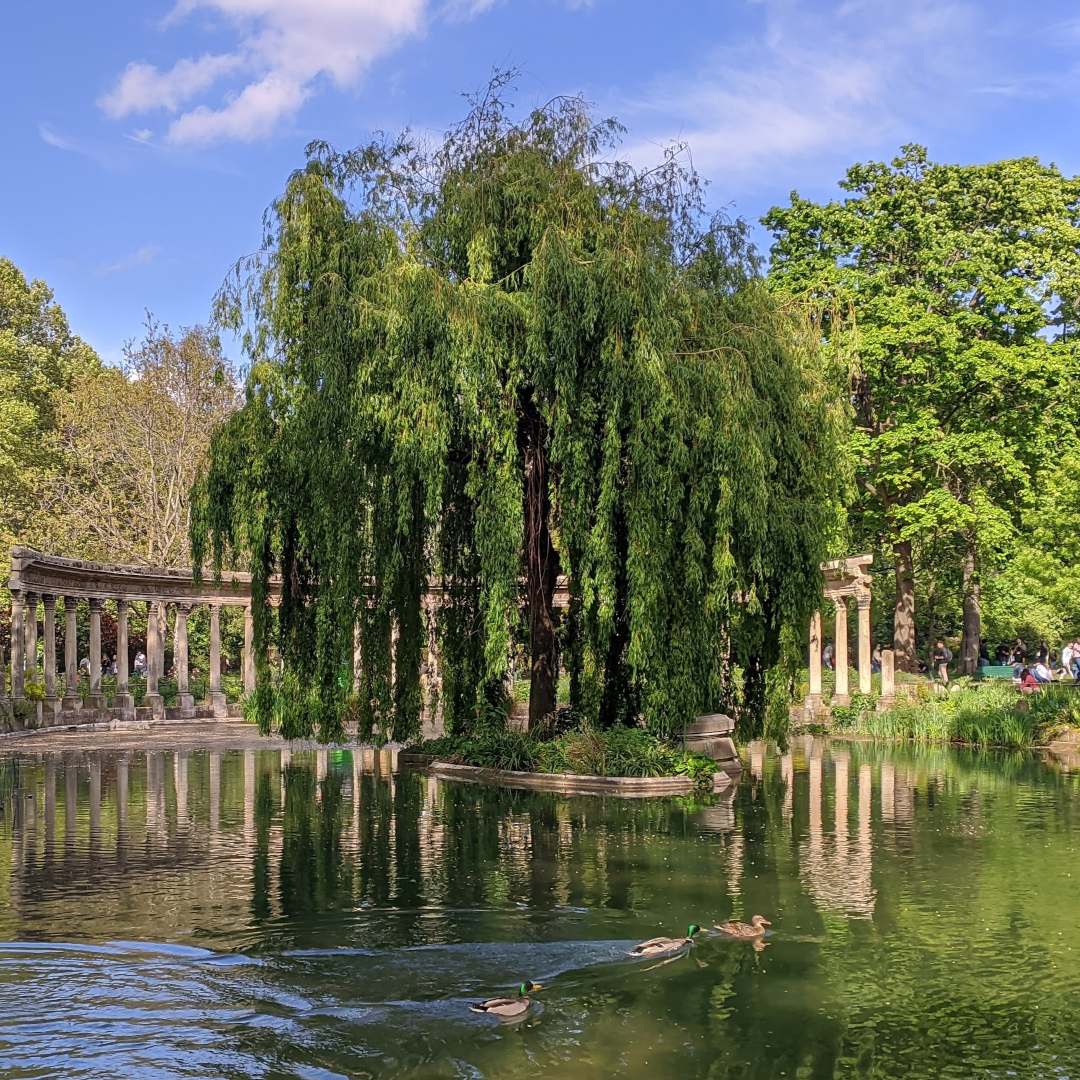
[116,597,129,613]
[856,593,871,610]
[832,595,849,612]
[176,601,195,616]
[10,587,24,603]
[41,593,56,608]
[88,597,104,612]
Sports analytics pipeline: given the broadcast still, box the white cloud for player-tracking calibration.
[100,54,244,117]
[621,0,990,182]
[98,245,162,276]
[100,0,426,145]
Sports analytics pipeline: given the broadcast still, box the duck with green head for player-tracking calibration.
[630,924,701,958]
[469,980,543,1019]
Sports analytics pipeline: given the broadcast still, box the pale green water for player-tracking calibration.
[0,735,1076,1077]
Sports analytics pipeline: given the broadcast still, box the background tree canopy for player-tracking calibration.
[192,84,847,744]
[765,146,1080,672]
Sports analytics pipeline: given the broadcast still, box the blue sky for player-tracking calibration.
[4,0,1079,366]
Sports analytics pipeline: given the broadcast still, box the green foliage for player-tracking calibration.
[414,724,717,786]
[836,681,1077,748]
[193,77,845,744]
[765,146,1080,667]
[0,257,99,553]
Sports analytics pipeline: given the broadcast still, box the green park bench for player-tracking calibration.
[978,665,1016,680]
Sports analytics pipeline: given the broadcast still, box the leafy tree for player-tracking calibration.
[193,81,845,743]
[765,146,1080,671]
[0,257,99,552]
[45,318,238,566]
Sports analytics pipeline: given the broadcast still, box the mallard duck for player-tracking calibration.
[630,924,701,958]
[469,980,543,1019]
[715,915,771,939]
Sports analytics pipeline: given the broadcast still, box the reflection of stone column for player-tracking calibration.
[44,758,56,855]
[243,750,255,845]
[144,601,165,718]
[10,590,25,700]
[809,750,823,841]
[89,755,101,842]
[42,595,60,722]
[208,604,226,717]
[243,606,255,695]
[209,752,221,837]
[317,748,328,784]
[115,600,135,717]
[174,605,195,718]
[881,761,895,821]
[807,609,822,711]
[174,752,189,827]
[24,592,39,679]
[834,750,849,838]
[117,754,129,833]
[88,598,105,708]
[880,648,895,705]
[749,740,765,780]
[859,763,872,841]
[832,598,849,705]
[781,751,794,823]
[64,760,77,849]
[63,597,79,710]
[857,596,872,695]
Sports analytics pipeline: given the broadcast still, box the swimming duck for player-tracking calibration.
[469,980,543,1019]
[630,924,701,958]
[715,915,771,939]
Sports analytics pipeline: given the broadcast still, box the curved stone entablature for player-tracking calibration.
[9,546,270,606]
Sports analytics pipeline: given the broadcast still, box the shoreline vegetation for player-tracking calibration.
[815,681,1080,750]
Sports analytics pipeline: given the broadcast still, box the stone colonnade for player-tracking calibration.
[4,548,259,724]
[806,554,894,712]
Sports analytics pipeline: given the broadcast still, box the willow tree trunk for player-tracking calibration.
[960,542,981,676]
[893,538,917,673]
[520,392,560,730]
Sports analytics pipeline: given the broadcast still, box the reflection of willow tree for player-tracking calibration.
[252,770,273,923]
[279,764,348,914]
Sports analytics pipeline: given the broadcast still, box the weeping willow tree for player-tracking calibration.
[191,78,847,744]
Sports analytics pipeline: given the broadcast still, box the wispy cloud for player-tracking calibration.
[619,0,994,183]
[39,124,120,168]
[99,0,427,145]
[98,245,161,276]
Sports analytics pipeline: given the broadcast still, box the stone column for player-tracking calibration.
[42,595,60,722]
[857,594,872,695]
[832,597,849,705]
[208,603,226,717]
[243,605,255,695]
[10,589,25,700]
[144,600,165,719]
[880,647,895,706]
[87,598,104,708]
[114,599,135,717]
[63,597,79,710]
[174,603,195,718]
[24,592,39,680]
[806,608,822,713]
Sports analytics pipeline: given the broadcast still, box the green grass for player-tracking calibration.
[828,681,1080,749]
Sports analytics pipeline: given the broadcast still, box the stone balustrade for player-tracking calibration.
[4,547,261,724]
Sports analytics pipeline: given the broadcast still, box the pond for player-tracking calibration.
[0,731,1077,1078]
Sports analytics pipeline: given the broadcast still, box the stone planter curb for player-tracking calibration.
[398,753,733,798]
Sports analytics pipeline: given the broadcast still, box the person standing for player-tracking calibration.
[932,640,951,684]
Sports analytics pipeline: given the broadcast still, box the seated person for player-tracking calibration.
[1033,660,1054,683]
[1019,667,1040,693]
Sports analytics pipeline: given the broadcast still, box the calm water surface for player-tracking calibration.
[0,732,1077,1078]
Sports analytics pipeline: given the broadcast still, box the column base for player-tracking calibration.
[44,698,62,725]
[62,694,80,713]
[209,691,227,718]
[86,694,107,711]
[858,680,873,696]
[831,692,850,707]
[143,693,165,720]
[178,693,195,718]
[114,692,136,719]
[805,693,823,716]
